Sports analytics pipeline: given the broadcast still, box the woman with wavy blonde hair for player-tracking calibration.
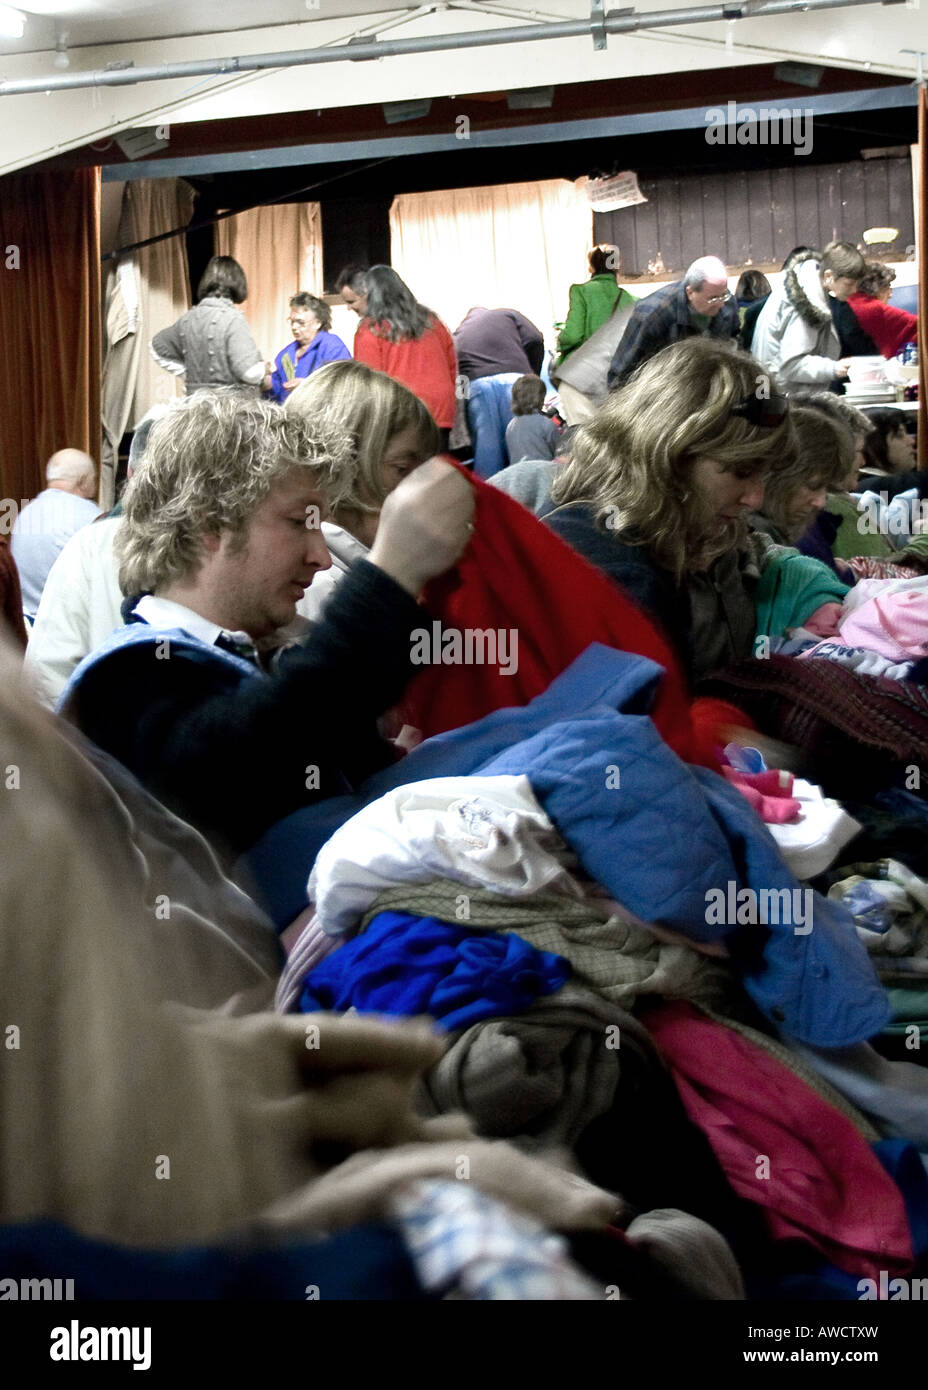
[547,336,797,682]
[286,359,439,620]
[749,405,853,548]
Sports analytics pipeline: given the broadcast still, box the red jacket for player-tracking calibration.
[353,315,458,428]
[848,292,917,359]
[398,466,703,763]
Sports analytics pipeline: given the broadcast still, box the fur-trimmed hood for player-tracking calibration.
[783,249,831,330]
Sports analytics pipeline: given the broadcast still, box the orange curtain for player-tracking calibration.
[0,168,101,508]
[216,203,323,369]
[918,85,926,472]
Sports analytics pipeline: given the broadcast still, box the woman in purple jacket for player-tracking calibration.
[268,293,351,404]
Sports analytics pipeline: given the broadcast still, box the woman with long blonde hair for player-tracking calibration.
[286,359,439,620]
[547,337,797,682]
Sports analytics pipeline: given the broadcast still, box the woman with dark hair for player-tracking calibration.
[351,266,458,443]
[150,255,267,394]
[858,407,920,500]
[748,406,851,547]
[735,270,772,351]
[793,394,891,568]
[544,338,820,683]
[848,263,917,360]
[268,293,351,404]
[556,245,633,363]
[735,270,771,304]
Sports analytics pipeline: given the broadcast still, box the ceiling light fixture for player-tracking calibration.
[114,127,171,160]
[773,60,824,87]
[506,87,554,109]
[382,98,432,124]
[54,28,70,70]
[0,4,26,39]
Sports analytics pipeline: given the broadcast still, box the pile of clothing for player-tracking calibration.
[274,646,928,1296]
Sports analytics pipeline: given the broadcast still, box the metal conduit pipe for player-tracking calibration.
[0,0,904,97]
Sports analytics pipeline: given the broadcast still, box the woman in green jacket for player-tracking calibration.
[556,245,633,360]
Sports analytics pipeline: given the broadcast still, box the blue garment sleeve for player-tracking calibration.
[317,332,352,366]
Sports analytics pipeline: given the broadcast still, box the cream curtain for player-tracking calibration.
[128,178,195,426]
[216,203,323,369]
[98,179,193,506]
[100,257,142,509]
[390,179,593,348]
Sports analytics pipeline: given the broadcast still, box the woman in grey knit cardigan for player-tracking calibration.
[151,255,268,394]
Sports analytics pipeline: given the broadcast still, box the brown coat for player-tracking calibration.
[0,538,27,649]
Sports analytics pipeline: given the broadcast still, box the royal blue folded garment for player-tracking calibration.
[298,911,570,1030]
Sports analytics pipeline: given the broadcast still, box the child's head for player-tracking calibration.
[512,374,546,416]
[863,407,916,475]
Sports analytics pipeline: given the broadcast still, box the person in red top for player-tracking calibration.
[351,265,458,443]
[847,262,917,359]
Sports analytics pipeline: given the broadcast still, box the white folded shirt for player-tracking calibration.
[309,774,581,937]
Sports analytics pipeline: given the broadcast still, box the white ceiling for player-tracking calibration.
[6,0,925,61]
[1,0,923,175]
[8,0,463,53]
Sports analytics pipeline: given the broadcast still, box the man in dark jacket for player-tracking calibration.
[60,392,474,865]
[453,307,545,380]
[607,257,738,390]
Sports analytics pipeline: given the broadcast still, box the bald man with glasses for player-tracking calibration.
[607,256,739,391]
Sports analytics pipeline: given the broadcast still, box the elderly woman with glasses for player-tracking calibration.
[267,293,351,404]
[545,337,800,684]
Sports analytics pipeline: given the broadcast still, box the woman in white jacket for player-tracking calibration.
[750,242,866,395]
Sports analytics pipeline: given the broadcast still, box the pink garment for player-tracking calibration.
[802,602,844,638]
[275,911,341,1013]
[644,1002,913,1278]
[721,767,801,824]
[839,589,928,662]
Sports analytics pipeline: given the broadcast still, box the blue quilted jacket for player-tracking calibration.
[246,643,888,1046]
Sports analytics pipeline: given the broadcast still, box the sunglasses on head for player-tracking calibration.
[730,392,790,429]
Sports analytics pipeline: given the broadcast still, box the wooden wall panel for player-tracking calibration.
[593,157,914,277]
[725,170,751,267]
[746,168,774,264]
[701,174,729,263]
[655,177,683,277]
[677,178,703,278]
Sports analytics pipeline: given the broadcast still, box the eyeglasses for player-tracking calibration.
[704,291,733,306]
[730,391,790,429]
